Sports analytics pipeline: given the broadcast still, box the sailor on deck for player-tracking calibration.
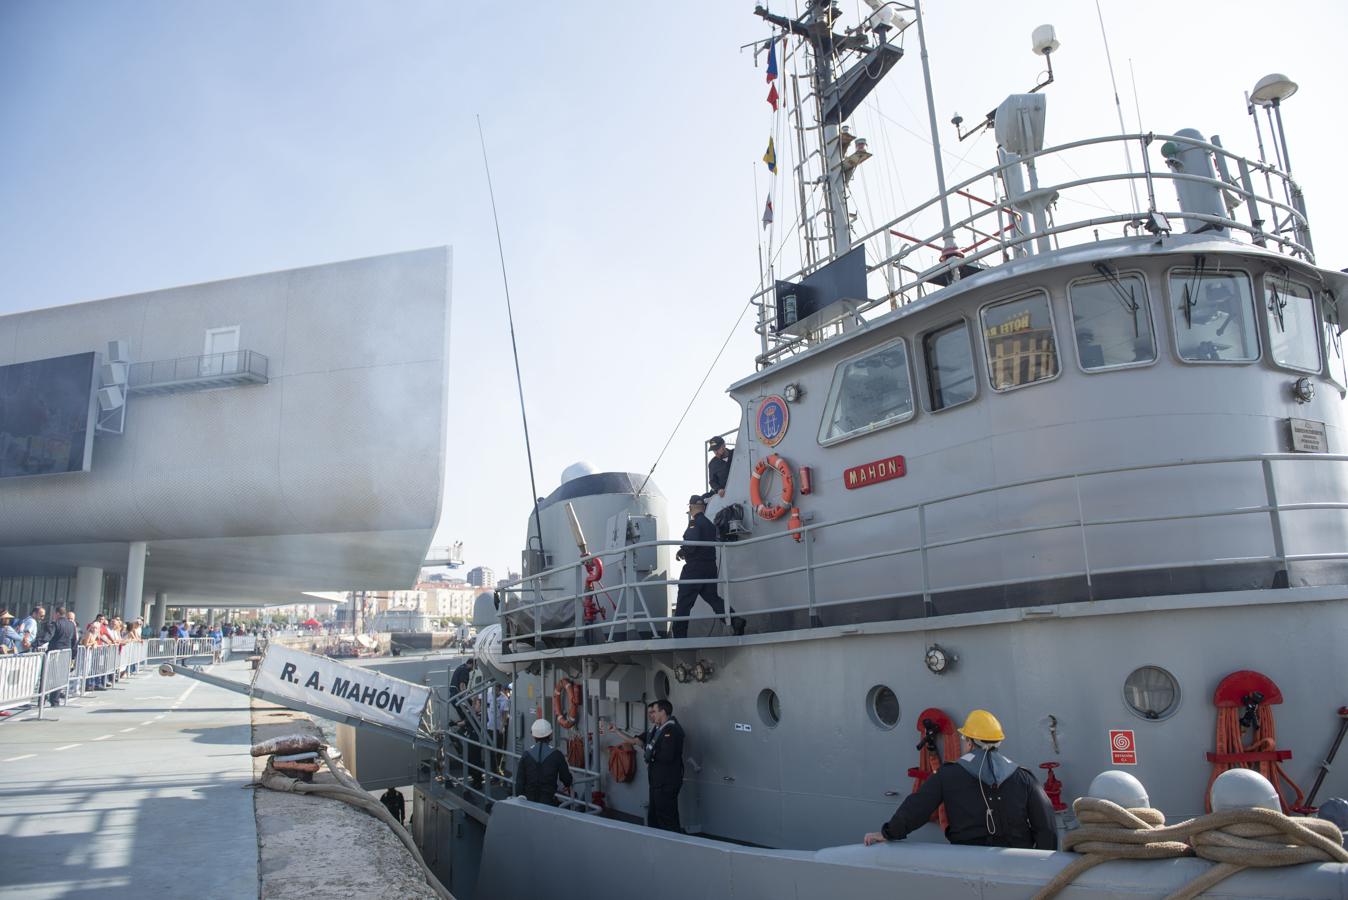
[864,709,1058,850]
[673,496,745,638]
[514,719,573,806]
[616,699,687,832]
[703,435,733,499]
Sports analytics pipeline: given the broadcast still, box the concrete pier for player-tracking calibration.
[0,658,258,899]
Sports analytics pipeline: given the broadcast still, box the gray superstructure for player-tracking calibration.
[390,3,1348,897]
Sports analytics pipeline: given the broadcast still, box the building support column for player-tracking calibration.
[124,541,147,624]
[74,566,103,626]
[207,608,217,626]
[151,593,167,631]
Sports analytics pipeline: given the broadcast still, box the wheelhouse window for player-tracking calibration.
[981,291,1059,391]
[818,339,914,444]
[1069,272,1156,370]
[1264,277,1320,373]
[1169,269,1258,362]
[1323,294,1347,389]
[923,320,976,411]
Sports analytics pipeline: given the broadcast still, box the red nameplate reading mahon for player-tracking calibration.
[844,455,906,489]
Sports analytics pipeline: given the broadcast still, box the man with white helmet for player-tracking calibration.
[513,718,574,806]
[864,709,1058,849]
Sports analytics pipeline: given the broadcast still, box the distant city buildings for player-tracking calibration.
[467,566,495,589]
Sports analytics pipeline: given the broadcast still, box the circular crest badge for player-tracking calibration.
[756,395,790,447]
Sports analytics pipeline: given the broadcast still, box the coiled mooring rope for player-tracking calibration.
[1034,796,1348,900]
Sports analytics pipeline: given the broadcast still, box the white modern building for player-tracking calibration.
[0,247,451,630]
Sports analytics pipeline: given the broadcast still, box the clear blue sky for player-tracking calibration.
[3,1,1345,578]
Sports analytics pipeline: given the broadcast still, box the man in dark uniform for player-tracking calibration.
[449,656,475,699]
[379,787,406,825]
[863,709,1058,850]
[704,435,733,499]
[617,699,686,831]
[673,496,745,638]
[514,718,573,805]
[39,605,77,706]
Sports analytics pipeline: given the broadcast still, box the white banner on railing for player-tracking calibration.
[252,645,429,736]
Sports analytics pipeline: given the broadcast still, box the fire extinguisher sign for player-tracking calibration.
[1109,729,1137,765]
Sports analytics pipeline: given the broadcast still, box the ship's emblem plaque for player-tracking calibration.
[756,395,789,446]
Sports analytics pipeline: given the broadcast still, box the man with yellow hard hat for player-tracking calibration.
[864,709,1057,849]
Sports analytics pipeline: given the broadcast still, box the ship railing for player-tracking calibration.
[500,452,1347,654]
[437,679,602,815]
[753,131,1314,368]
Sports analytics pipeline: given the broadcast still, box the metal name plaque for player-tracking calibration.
[843,454,906,489]
[1289,418,1329,453]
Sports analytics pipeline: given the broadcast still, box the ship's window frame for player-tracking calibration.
[1122,665,1181,722]
[1165,266,1260,365]
[757,688,781,728]
[978,288,1062,393]
[1322,291,1348,392]
[921,317,979,413]
[865,684,901,730]
[1067,269,1158,373]
[816,337,916,446]
[1261,273,1322,375]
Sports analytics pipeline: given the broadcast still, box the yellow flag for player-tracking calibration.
[762,137,776,174]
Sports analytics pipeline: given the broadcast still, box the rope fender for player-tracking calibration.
[1034,797,1348,900]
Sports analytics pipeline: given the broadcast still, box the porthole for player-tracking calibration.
[654,671,671,700]
[757,688,781,728]
[866,685,900,730]
[1123,665,1180,721]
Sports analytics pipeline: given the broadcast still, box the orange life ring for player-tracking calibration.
[749,453,794,520]
[553,676,582,729]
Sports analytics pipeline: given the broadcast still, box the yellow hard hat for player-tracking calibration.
[959,709,1005,743]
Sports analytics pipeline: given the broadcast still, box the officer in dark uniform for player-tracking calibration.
[863,709,1058,849]
[513,718,573,805]
[704,435,734,498]
[673,496,745,638]
[618,699,686,831]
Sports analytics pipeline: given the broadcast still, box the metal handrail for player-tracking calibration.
[128,349,269,389]
[752,131,1316,366]
[501,452,1347,652]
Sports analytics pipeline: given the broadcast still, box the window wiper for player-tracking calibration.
[1269,283,1287,332]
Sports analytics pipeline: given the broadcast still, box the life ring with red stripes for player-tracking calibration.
[553,676,582,729]
[749,453,794,521]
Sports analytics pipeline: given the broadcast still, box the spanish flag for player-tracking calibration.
[763,137,776,174]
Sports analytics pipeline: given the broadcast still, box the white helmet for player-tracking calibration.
[531,718,554,740]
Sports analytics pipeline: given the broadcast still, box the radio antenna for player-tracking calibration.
[477,115,546,556]
[1094,0,1139,213]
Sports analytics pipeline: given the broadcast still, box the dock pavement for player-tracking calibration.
[0,658,258,899]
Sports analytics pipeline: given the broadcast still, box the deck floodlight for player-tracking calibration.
[1250,73,1298,106]
[1031,24,1059,57]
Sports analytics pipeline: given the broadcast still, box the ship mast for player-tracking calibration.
[754,2,904,262]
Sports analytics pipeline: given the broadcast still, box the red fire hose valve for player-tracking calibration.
[1040,762,1067,812]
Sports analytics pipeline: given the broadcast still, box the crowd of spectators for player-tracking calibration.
[0,607,273,706]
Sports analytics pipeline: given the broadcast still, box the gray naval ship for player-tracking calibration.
[362,2,1348,896]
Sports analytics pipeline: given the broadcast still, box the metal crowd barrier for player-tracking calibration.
[0,653,44,712]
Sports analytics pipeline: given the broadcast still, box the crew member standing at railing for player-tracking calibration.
[673,496,745,638]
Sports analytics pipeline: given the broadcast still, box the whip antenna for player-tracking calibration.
[1095,0,1140,213]
[477,115,546,556]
